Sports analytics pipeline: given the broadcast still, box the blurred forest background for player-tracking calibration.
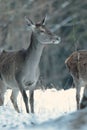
[0,0,87,89]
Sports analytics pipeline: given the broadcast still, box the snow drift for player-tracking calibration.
[0,88,87,130]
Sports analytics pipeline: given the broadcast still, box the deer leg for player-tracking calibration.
[7,77,29,113]
[21,88,29,113]
[0,79,6,105]
[80,85,87,109]
[75,80,81,110]
[16,79,29,113]
[10,89,20,113]
[76,87,81,110]
[29,90,34,113]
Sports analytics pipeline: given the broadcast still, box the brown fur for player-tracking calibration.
[65,50,87,109]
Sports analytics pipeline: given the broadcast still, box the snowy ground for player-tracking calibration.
[0,87,87,130]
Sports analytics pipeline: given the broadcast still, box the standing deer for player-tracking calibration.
[65,50,87,110]
[0,16,61,113]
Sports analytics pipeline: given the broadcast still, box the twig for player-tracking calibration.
[52,14,78,32]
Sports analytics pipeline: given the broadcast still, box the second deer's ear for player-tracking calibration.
[25,16,35,29]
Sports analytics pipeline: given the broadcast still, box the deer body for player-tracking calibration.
[65,50,87,110]
[0,17,61,113]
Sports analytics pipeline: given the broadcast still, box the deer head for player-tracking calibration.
[25,16,61,45]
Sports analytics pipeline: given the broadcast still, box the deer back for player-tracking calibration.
[65,50,87,80]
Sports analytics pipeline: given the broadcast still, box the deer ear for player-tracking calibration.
[41,15,47,25]
[25,16,35,29]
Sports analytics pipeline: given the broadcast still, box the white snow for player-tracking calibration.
[0,87,87,130]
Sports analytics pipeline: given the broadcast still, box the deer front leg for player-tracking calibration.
[75,80,81,110]
[10,89,20,113]
[73,79,81,110]
[14,78,29,113]
[0,79,6,105]
[29,90,34,113]
[22,88,29,113]
[80,85,87,109]
[17,80,29,113]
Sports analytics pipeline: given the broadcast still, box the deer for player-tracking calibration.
[0,16,61,113]
[65,50,87,110]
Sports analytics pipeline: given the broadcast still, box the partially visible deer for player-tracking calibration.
[65,50,87,110]
[0,16,61,113]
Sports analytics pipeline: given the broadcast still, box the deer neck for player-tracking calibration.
[25,32,44,69]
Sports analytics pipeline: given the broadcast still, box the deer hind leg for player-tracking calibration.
[0,79,6,105]
[80,85,87,109]
[74,80,81,110]
[29,90,34,113]
[10,89,20,113]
